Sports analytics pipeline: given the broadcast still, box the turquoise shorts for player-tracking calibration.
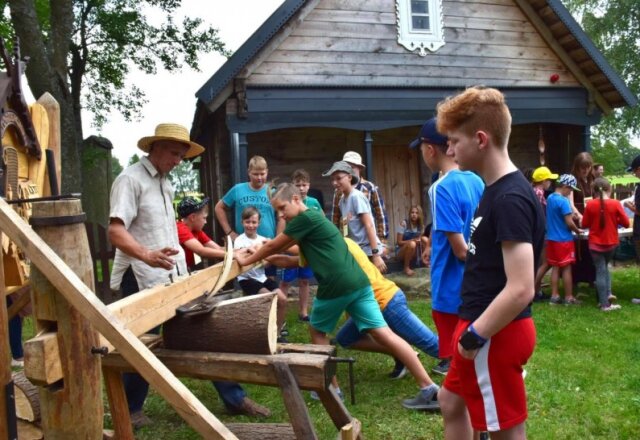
[310,285,387,334]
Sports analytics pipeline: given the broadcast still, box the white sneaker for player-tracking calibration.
[600,304,621,312]
[11,358,24,368]
[631,298,640,305]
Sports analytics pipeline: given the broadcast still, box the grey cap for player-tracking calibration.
[322,161,356,177]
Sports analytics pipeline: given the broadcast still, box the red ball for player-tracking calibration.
[550,73,560,83]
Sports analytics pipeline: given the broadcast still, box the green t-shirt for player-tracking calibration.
[303,195,323,212]
[284,209,369,299]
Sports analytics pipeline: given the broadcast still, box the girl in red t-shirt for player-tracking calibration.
[582,178,630,311]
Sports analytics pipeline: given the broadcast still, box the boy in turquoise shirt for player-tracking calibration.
[236,182,440,410]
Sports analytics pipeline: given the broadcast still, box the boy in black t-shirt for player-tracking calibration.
[623,154,640,305]
[435,87,545,439]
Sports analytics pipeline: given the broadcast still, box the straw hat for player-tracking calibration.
[137,123,205,159]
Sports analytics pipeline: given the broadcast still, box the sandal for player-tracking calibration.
[565,298,582,305]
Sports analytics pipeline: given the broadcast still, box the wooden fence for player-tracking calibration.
[84,222,119,304]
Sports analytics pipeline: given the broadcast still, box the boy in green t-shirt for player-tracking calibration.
[236,182,440,410]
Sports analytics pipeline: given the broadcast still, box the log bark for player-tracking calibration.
[163,292,278,355]
[12,370,41,422]
[225,423,296,440]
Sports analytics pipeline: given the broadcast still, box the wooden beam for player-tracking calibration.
[0,198,237,439]
[225,423,296,440]
[22,333,63,386]
[102,350,334,390]
[513,0,612,114]
[273,361,318,440]
[0,242,18,440]
[6,283,30,319]
[102,367,134,440]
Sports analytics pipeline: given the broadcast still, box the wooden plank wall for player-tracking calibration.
[248,0,579,88]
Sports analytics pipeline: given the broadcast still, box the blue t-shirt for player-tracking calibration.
[221,182,276,238]
[428,169,484,314]
[546,192,573,242]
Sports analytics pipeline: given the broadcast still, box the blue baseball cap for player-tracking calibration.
[557,174,580,191]
[409,117,448,149]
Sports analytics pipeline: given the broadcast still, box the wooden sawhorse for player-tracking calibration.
[102,340,362,440]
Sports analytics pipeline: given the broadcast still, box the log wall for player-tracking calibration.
[248,0,579,88]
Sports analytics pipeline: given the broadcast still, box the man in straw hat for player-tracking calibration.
[108,123,270,428]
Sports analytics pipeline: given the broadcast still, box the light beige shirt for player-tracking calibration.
[109,156,186,290]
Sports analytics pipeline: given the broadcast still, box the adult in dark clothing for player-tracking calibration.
[569,152,596,286]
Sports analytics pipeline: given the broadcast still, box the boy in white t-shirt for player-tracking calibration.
[234,206,288,338]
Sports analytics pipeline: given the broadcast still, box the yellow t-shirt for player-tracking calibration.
[344,238,397,310]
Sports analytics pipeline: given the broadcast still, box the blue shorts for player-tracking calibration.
[282,266,314,283]
[310,285,386,334]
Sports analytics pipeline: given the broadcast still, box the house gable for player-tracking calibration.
[248,0,581,90]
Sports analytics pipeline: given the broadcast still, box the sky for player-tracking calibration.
[87,0,285,164]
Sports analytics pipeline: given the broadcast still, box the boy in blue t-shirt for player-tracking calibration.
[236,182,441,410]
[409,117,484,377]
[214,155,277,277]
[546,174,583,305]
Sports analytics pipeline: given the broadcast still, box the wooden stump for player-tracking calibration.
[27,199,103,439]
[13,370,41,423]
[163,292,278,354]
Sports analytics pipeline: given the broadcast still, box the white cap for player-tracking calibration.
[342,151,365,168]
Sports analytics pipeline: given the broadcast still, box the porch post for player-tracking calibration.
[364,131,374,179]
[583,125,592,152]
[230,132,240,185]
[238,133,249,182]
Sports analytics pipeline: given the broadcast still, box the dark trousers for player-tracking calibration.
[120,267,247,413]
[6,296,23,359]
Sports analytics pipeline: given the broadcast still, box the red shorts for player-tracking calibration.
[546,240,575,267]
[432,310,458,359]
[443,318,536,432]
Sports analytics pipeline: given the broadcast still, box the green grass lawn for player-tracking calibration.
[20,266,640,439]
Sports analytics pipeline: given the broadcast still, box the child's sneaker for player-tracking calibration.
[564,297,582,305]
[431,358,450,376]
[388,358,408,379]
[631,298,640,305]
[549,296,563,305]
[601,304,621,312]
[607,293,617,303]
[402,384,440,411]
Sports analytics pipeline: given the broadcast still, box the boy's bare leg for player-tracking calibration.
[368,326,434,387]
[346,334,392,354]
[488,423,526,440]
[561,266,574,300]
[440,387,474,440]
[550,266,560,298]
[298,279,310,318]
[310,326,340,388]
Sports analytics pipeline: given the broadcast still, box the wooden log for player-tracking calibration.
[1,250,18,440]
[0,198,237,439]
[102,350,334,390]
[12,370,41,422]
[17,420,43,440]
[163,292,278,355]
[29,103,49,195]
[225,423,296,440]
[28,199,104,439]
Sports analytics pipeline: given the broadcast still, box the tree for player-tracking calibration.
[111,155,123,180]
[565,0,640,140]
[591,136,640,175]
[3,0,228,192]
[169,157,199,195]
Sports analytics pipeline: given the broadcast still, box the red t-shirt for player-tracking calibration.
[176,221,212,268]
[582,198,629,247]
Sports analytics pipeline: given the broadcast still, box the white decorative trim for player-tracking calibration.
[396,0,445,56]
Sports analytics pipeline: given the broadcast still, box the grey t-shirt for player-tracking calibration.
[339,188,382,256]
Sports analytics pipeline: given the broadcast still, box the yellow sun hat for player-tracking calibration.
[137,123,205,159]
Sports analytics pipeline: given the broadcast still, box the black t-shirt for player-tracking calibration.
[459,171,545,321]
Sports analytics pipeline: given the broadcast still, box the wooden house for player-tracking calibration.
[191,0,636,247]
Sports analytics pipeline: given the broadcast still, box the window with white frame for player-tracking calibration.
[397,0,445,56]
